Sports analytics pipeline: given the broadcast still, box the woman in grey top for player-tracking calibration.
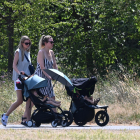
[1,36,33,126]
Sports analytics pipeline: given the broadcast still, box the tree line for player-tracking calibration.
[0,0,140,77]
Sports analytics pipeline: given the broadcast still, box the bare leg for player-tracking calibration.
[22,99,34,121]
[48,98,61,104]
[6,90,23,116]
[46,101,61,107]
[84,96,100,105]
[51,96,57,112]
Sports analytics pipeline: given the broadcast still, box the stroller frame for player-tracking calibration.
[69,93,109,126]
[66,76,109,127]
[18,74,73,127]
[28,89,73,127]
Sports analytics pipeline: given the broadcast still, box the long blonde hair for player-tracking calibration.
[39,35,52,50]
[18,35,31,61]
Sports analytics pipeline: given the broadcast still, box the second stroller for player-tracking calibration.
[65,76,109,127]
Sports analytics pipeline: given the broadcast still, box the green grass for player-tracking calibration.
[0,129,140,140]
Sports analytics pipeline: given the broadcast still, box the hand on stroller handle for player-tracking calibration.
[18,72,31,83]
[20,72,30,77]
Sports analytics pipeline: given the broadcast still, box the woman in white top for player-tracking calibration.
[1,36,33,126]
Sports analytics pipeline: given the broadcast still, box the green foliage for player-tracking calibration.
[0,0,140,77]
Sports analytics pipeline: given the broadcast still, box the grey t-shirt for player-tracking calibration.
[12,48,31,81]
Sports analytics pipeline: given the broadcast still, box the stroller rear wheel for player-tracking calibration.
[73,107,88,126]
[74,119,87,126]
[63,111,73,126]
[95,110,109,126]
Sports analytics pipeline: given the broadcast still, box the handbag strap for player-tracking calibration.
[24,53,31,64]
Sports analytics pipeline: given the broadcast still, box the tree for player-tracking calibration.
[49,0,140,76]
[0,0,33,72]
[0,0,140,78]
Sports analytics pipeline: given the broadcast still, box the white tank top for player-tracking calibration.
[12,48,31,81]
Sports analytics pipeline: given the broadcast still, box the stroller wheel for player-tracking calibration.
[73,109,87,126]
[51,120,58,127]
[63,111,73,126]
[27,120,33,127]
[61,120,67,127]
[74,119,87,126]
[95,110,109,127]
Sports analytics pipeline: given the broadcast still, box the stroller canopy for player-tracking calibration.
[24,75,48,90]
[66,76,97,97]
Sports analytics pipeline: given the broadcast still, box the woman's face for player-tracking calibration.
[22,39,31,50]
[46,38,54,49]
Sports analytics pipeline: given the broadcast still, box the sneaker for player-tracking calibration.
[1,113,8,126]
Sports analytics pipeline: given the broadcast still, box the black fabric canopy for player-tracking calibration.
[66,76,97,97]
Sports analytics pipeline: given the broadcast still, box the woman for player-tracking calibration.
[34,35,58,111]
[1,36,33,126]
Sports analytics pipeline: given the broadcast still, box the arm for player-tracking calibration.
[51,50,58,70]
[88,96,93,101]
[32,90,38,97]
[84,95,93,101]
[37,50,52,79]
[42,95,48,102]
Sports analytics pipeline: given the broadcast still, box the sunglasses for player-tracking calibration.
[48,41,54,44]
[24,42,31,45]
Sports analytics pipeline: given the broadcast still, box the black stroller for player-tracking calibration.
[65,76,109,127]
[18,73,73,127]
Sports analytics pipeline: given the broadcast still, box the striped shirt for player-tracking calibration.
[34,58,55,97]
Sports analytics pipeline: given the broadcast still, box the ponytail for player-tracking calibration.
[39,35,45,50]
[39,35,52,50]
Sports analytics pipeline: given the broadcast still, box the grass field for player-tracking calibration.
[1,129,140,140]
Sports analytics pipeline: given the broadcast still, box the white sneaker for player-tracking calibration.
[1,113,8,126]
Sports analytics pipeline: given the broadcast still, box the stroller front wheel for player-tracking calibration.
[63,111,73,126]
[61,120,67,127]
[51,120,58,127]
[95,110,109,127]
[27,120,33,127]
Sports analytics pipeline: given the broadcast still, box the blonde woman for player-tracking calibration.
[34,35,58,111]
[1,36,33,126]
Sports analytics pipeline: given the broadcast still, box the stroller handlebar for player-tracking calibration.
[20,72,30,77]
[18,72,30,82]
